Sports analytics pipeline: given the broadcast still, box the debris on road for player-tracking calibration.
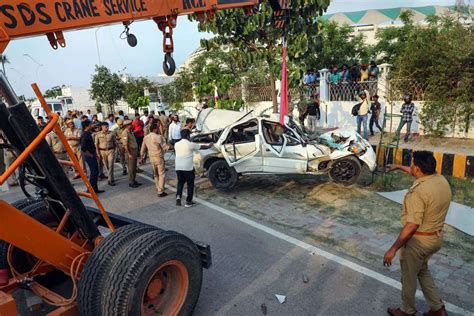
[302,273,309,283]
[275,294,286,304]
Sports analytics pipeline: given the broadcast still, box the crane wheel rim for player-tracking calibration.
[141,260,189,315]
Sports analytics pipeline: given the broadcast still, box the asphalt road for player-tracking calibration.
[1,165,469,315]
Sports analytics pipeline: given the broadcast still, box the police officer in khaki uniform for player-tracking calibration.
[0,132,18,186]
[46,131,68,174]
[121,120,141,188]
[385,151,451,316]
[95,122,117,186]
[64,119,85,179]
[140,122,168,197]
[111,118,127,175]
[93,122,106,180]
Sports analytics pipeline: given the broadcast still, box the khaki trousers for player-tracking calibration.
[400,236,444,314]
[71,145,86,175]
[150,158,166,193]
[100,149,115,182]
[116,144,127,170]
[128,148,138,184]
[4,150,17,182]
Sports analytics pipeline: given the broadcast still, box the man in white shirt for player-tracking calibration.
[86,109,93,121]
[140,110,149,125]
[107,114,115,128]
[174,129,213,207]
[168,115,182,146]
[355,89,370,140]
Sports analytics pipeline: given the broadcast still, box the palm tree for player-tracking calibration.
[0,54,9,76]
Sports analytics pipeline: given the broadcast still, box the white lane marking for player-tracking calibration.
[132,167,470,315]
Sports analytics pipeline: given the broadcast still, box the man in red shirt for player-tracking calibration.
[132,113,145,152]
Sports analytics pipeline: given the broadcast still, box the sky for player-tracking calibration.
[3,0,457,98]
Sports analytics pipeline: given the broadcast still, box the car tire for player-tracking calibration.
[208,160,238,189]
[329,156,361,185]
[101,230,203,316]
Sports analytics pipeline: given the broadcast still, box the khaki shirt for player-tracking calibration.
[64,128,81,147]
[46,132,66,153]
[140,133,168,160]
[401,174,452,234]
[95,131,116,150]
[159,115,169,129]
[144,124,152,136]
[121,129,138,150]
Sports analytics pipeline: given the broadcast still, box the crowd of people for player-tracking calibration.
[302,61,380,86]
[30,109,203,207]
[298,88,415,142]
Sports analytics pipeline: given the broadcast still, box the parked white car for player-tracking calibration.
[190,109,377,189]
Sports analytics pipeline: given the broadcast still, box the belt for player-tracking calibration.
[54,151,67,154]
[415,230,442,236]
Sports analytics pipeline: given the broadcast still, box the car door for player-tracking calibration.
[216,119,262,172]
[261,120,308,173]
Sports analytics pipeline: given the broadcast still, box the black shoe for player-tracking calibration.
[108,181,116,186]
[137,168,144,173]
[158,192,168,197]
[176,198,181,206]
[133,181,142,186]
[129,183,139,188]
[185,201,196,208]
[122,170,128,176]
[95,190,105,194]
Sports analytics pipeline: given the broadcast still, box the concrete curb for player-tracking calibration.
[372,145,474,179]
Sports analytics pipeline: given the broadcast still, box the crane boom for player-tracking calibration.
[0,0,261,74]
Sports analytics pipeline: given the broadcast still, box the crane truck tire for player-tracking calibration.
[0,200,56,275]
[208,159,238,190]
[77,223,161,316]
[101,230,203,316]
[328,156,362,186]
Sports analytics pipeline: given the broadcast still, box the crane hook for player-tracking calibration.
[163,53,175,76]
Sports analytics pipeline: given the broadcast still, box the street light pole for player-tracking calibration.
[95,27,102,66]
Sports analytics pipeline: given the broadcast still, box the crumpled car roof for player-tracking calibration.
[195,108,256,133]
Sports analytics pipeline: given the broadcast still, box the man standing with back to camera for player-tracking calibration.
[385,151,451,316]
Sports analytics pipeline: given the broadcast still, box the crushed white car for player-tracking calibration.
[191,108,376,189]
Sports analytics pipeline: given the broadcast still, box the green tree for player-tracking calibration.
[44,86,62,98]
[372,11,415,64]
[158,69,193,110]
[195,0,331,113]
[378,15,474,136]
[308,20,370,70]
[90,66,125,114]
[190,48,246,102]
[124,77,152,111]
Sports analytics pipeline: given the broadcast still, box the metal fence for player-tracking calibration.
[328,81,378,101]
[386,79,428,101]
[228,84,321,103]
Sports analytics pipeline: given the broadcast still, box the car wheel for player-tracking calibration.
[329,156,361,185]
[208,160,238,189]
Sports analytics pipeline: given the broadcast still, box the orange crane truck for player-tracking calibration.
[0,0,288,314]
